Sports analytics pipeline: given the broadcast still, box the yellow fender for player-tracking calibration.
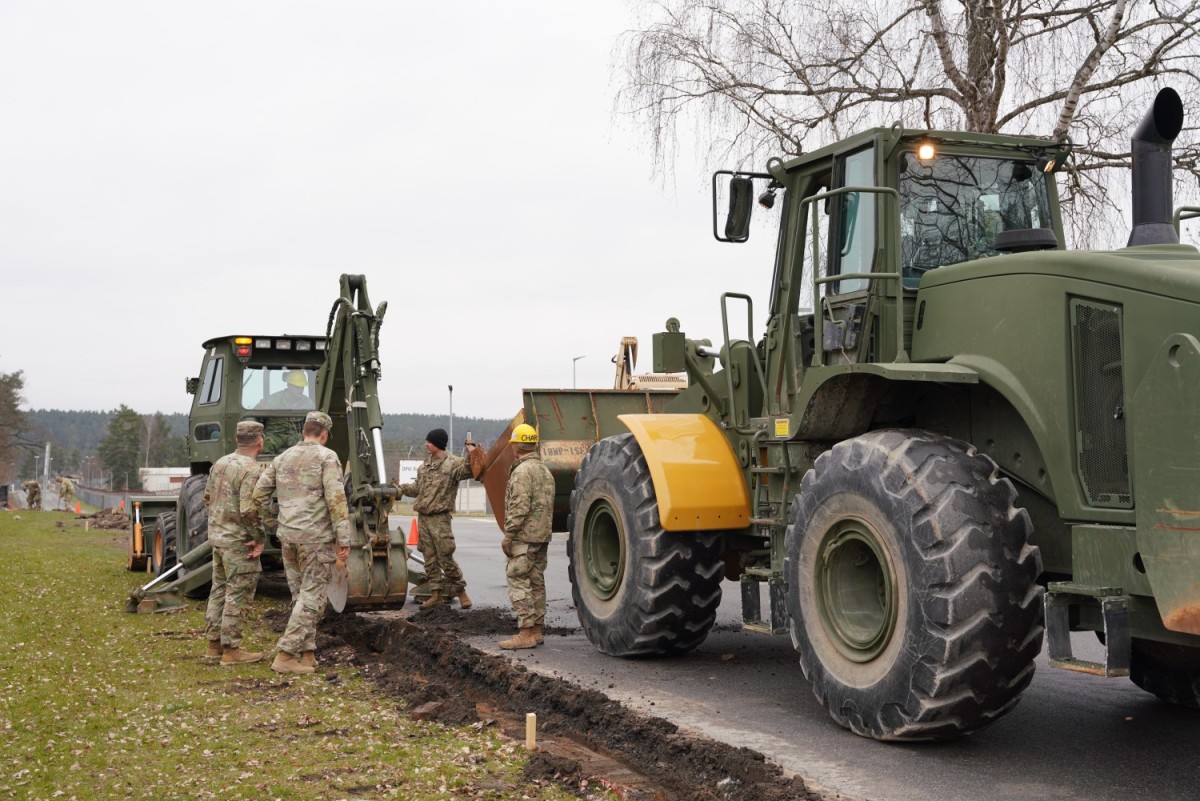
[619,413,750,532]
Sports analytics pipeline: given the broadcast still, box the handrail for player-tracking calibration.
[720,292,771,433]
[1174,205,1200,235]
[800,186,905,367]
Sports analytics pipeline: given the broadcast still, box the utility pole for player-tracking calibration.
[448,384,454,455]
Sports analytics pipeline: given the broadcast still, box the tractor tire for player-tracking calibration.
[180,474,209,554]
[178,474,212,599]
[785,428,1044,741]
[151,512,178,576]
[1130,639,1200,707]
[567,433,724,657]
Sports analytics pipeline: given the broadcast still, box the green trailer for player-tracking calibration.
[494,88,1200,741]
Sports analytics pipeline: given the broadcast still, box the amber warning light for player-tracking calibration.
[234,337,253,363]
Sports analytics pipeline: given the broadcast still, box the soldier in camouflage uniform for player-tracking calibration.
[395,428,483,610]
[498,423,555,650]
[56,476,76,511]
[203,421,268,666]
[22,480,40,511]
[252,410,351,675]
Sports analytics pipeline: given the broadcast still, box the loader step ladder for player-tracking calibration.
[1045,582,1131,677]
[741,440,793,635]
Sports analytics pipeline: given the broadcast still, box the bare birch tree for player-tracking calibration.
[618,0,1200,245]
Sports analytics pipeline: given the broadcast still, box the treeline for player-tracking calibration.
[26,409,513,465]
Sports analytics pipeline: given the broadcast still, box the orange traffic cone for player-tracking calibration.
[407,519,419,547]
[75,502,81,514]
[120,499,125,512]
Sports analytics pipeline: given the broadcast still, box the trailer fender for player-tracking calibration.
[618,413,750,532]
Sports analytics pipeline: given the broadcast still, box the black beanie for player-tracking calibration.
[426,428,449,450]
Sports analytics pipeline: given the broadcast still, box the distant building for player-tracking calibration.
[139,467,191,493]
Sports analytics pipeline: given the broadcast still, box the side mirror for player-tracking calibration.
[725,176,754,242]
[185,377,199,395]
[712,170,774,243]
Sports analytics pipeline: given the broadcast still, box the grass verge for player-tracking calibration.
[0,510,578,800]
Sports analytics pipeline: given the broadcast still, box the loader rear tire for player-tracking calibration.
[785,429,1044,741]
[1130,639,1200,708]
[152,512,178,576]
[567,434,724,657]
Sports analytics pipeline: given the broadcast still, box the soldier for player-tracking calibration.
[498,423,555,650]
[252,410,350,675]
[395,428,483,610]
[22,479,40,511]
[203,421,268,666]
[56,476,76,511]
[256,370,314,410]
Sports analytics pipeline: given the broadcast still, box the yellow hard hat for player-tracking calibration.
[286,370,308,388]
[509,423,539,446]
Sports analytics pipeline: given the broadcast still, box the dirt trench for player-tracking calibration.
[307,606,820,801]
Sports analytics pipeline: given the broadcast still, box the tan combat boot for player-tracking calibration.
[456,590,473,610]
[532,624,544,645]
[300,650,318,669]
[498,628,540,650]
[271,651,315,675]
[419,590,444,610]
[203,641,223,660]
[221,647,264,666]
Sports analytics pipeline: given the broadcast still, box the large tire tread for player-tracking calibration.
[568,434,724,658]
[1130,639,1200,707]
[787,428,1044,741]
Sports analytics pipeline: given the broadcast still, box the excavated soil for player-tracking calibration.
[317,606,818,801]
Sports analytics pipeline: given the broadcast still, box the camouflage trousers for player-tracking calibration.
[60,491,75,509]
[418,512,465,595]
[277,540,334,656]
[506,541,548,629]
[26,493,40,511]
[204,543,263,649]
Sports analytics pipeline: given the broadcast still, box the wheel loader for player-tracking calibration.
[125,274,409,613]
[482,87,1200,741]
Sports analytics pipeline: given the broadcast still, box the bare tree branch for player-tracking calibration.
[616,0,1200,246]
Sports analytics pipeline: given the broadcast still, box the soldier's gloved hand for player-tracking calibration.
[501,537,514,558]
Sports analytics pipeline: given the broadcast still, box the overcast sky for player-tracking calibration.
[0,1,774,421]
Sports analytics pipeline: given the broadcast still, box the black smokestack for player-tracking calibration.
[1128,87,1184,246]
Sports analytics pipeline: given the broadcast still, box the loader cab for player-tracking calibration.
[713,130,1067,369]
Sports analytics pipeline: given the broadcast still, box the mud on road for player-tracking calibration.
[306,606,820,801]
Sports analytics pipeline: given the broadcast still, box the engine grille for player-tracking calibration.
[1070,299,1132,508]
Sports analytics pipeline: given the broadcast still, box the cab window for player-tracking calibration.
[198,357,223,406]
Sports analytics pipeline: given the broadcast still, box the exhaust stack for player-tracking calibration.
[1128,87,1184,246]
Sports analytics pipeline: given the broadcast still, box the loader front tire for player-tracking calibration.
[785,429,1044,741]
[151,512,178,576]
[1130,639,1200,708]
[567,434,724,657]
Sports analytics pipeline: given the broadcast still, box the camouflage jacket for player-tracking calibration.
[57,478,75,496]
[503,452,554,543]
[252,441,352,546]
[22,480,39,495]
[397,452,474,516]
[204,451,265,548]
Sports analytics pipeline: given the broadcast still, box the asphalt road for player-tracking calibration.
[391,515,1200,801]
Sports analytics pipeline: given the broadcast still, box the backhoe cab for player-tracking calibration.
[126,274,409,614]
